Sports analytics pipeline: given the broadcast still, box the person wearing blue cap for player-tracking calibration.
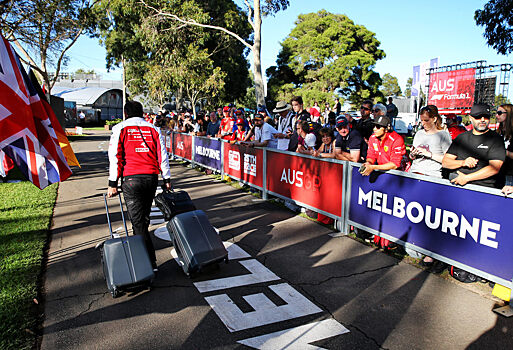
[334,115,363,162]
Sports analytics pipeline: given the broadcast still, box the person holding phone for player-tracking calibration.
[409,105,451,178]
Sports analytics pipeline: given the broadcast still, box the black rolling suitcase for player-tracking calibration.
[154,188,196,220]
[100,194,155,297]
[167,210,228,276]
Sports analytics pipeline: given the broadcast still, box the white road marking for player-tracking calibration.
[204,283,322,332]
[150,218,165,225]
[154,226,171,241]
[222,241,250,259]
[150,211,162,217]
[193,259,280,293]
[170,241,250,262]
[237,319,350,350]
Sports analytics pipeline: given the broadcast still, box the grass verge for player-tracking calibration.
[0,171,58,349]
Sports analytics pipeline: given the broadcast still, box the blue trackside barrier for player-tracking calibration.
[169,132,513,295]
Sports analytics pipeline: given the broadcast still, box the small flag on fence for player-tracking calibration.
[0,34,73,189]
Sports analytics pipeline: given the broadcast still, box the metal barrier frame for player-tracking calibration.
[168,132,513,292]
[345,161,513,290]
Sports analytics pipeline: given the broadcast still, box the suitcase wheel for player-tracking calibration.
[111,287,119,298]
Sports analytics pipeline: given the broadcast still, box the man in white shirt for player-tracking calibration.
[241,114,278,148]
[272,101,294,150]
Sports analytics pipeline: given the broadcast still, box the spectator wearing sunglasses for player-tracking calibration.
[496,104,513,195]
[360,114,406,249]
[442,104,505,188]
[347,100,374,159]
[360,115,406,176]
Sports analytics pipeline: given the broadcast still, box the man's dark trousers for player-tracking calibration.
[122,175,158,267]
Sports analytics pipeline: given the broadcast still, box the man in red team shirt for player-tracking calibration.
[445,113,467,140]
[107,101,171,271]
[360,115,406,249]
[361,115,406,176]
[218,106,236,140]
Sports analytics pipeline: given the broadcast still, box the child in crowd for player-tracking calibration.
[313,128,336,158]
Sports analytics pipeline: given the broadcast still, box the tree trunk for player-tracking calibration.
[252,0,265,107]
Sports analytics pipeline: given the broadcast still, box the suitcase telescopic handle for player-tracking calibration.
[103,193,130,238]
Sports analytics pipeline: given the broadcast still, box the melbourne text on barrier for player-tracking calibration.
[357,187,499,249]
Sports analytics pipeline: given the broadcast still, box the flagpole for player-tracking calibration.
[122,55,126,121]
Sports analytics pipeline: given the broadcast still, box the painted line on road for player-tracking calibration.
[237,319,350,349]
[193,259,280,293]
[204,283,322,333]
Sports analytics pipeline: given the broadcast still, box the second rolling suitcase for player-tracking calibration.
[167,210,228,276]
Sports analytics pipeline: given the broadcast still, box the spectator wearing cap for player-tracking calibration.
[361,115,406,176]
[361,114,406,248]
[288,96,311,151]
[442,103,505,188]
[445,113,467,140]
[273,101,294,150]
[206,111,220,137]
[334,116,364,162]
[218,106,235,140]
[241,114,278,148]
[229,118,249,143]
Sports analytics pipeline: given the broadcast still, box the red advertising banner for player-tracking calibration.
[266,151,343,216]
[173,133,192,160]
[428,68,476,109]
[223,143,263,188]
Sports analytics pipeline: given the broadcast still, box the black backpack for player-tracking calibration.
[450,266,478,283]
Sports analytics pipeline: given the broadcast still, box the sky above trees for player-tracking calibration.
[64,0,510,97]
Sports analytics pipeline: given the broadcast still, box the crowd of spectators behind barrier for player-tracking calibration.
[143,97,513,282]
[145,98,513,195]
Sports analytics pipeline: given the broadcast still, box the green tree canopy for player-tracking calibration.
[266,10,385,107]
[380,73,402,97]
[475,0,513,55]
[404,77,413,98]
[94,0,251,108]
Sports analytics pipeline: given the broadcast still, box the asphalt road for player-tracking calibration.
[40,131,513,349]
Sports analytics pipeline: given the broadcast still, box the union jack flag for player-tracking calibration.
[0,34,71,189]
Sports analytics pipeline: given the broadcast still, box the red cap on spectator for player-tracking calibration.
[223,106,230,112]
[446,113,458,120]
[236,118,245,125]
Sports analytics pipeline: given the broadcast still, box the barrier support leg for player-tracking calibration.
[330,161,350,237]
[262,149,268,200]
[493,279,513,317]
